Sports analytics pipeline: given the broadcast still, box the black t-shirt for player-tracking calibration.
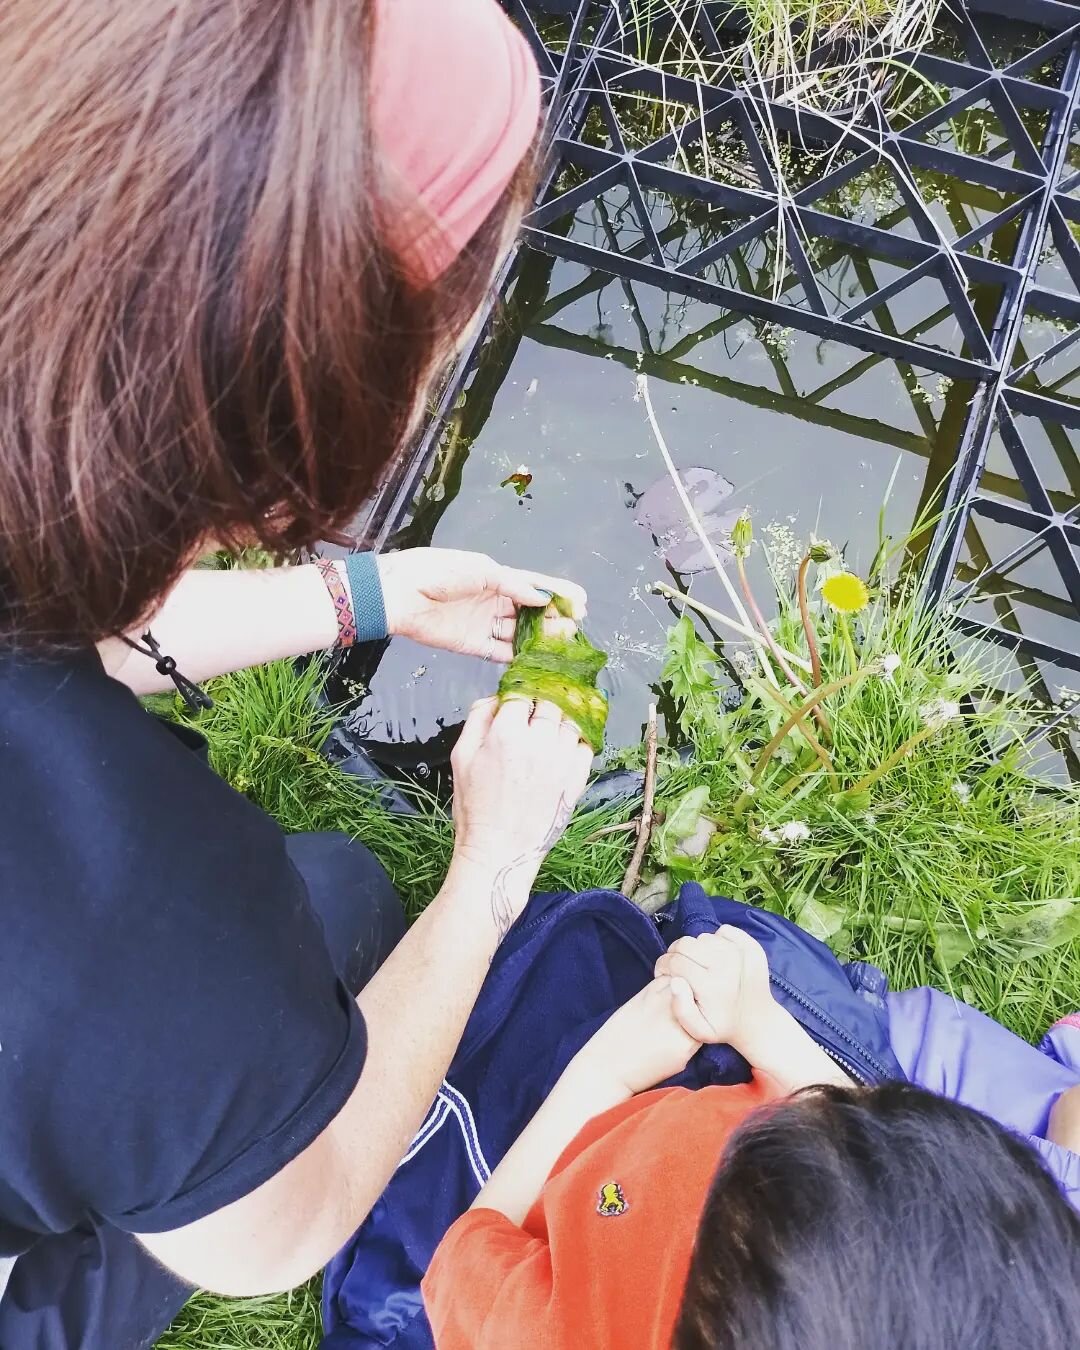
[0,648,367,1255]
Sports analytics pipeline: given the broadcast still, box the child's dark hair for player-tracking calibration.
[675,1081,1080,1350]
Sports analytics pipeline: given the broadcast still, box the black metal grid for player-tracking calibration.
[361,0,1080,712]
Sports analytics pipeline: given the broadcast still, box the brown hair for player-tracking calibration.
[0,0,537,647]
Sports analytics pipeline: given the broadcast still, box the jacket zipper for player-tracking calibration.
[819,1042,868,1086]
[769,971,889,1085]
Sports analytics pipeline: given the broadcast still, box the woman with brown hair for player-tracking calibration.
[0,2,591,1346]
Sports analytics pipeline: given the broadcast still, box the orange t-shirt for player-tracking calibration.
[422,1078,779,1350]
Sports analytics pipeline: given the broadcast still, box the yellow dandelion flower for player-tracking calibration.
[821,571,870,613]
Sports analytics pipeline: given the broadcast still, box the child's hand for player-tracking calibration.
[574,977,703,1096]
[653,926,777,1056]
[1048,1084,1080,1155]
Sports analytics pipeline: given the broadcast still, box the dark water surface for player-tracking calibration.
[339,245,978,762]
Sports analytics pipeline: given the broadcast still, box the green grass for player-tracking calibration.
[156,553,1079,1347]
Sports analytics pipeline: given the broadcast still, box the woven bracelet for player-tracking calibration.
[314,559,358,649]
[343,552,389,644]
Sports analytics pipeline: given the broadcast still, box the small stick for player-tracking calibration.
[584,821,640,843]
[622,703,658,899]
[650,580,813,674]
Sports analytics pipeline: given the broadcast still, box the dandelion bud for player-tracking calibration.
[731,511,753,559]
[809,537,836,564]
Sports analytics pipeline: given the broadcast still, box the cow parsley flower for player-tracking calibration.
[920,698,961,729]
[878,653,902,681]
[779,820,811,844]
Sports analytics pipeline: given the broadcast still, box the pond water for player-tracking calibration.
[328,1,1080,777]
[337,243,978,765]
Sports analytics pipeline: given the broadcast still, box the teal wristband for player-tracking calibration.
[343,552,389,644]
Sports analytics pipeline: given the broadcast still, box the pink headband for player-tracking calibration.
[371,0,542,284]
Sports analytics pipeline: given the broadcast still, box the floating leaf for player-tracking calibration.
[635,468,740,573]
[933,923,975,972]
[500,469,533,497]
[996,898,1080,964]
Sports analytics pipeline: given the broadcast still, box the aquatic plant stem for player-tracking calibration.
[650,579,812,674]
[797,555,822,686]
[836,612,858,675]
[622,702,658,899]
[735,552,832,740]
[735,679,838,812]
[843,724,943,799]
[636,374,777,688]
[749,670,867,789]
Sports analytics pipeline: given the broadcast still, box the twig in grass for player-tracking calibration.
[622,703,658,899]
[585,820,641,842]
[650,579,813,674]
[636,374,776,687]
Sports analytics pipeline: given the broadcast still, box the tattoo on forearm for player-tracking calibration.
[490,793,575,943]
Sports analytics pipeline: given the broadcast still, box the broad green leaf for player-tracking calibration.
[654,786,712,863]
[797,898,846,941]
[996,899,1080,964]
[660,618,721,736]
[933,923,975,973]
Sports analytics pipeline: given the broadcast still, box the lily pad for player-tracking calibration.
[635,468,740,573]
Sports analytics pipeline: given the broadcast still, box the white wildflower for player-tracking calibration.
[919,698,961,729]
[779,820,811,844]
[759,826,780,845]
[878,653,902,681]
[742,784,757,797]
[952,780,971,803]
[732,648,756,678]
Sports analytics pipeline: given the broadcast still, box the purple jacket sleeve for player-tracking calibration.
[888,989,1080,1207]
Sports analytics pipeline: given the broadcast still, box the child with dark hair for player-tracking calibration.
[422,927,1080,1350]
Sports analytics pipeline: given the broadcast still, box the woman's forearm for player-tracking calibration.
[137,853,535,1295]
[96,565,340,693]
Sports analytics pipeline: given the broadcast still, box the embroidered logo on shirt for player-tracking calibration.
[597,1181,628,1216]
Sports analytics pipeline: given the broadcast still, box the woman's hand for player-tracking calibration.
[653,927,778,1055]
[377,548,587,661]
[450,696,593,937]
[574,977,703,1097]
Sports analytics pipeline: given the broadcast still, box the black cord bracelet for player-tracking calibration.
[122,631,214,713]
